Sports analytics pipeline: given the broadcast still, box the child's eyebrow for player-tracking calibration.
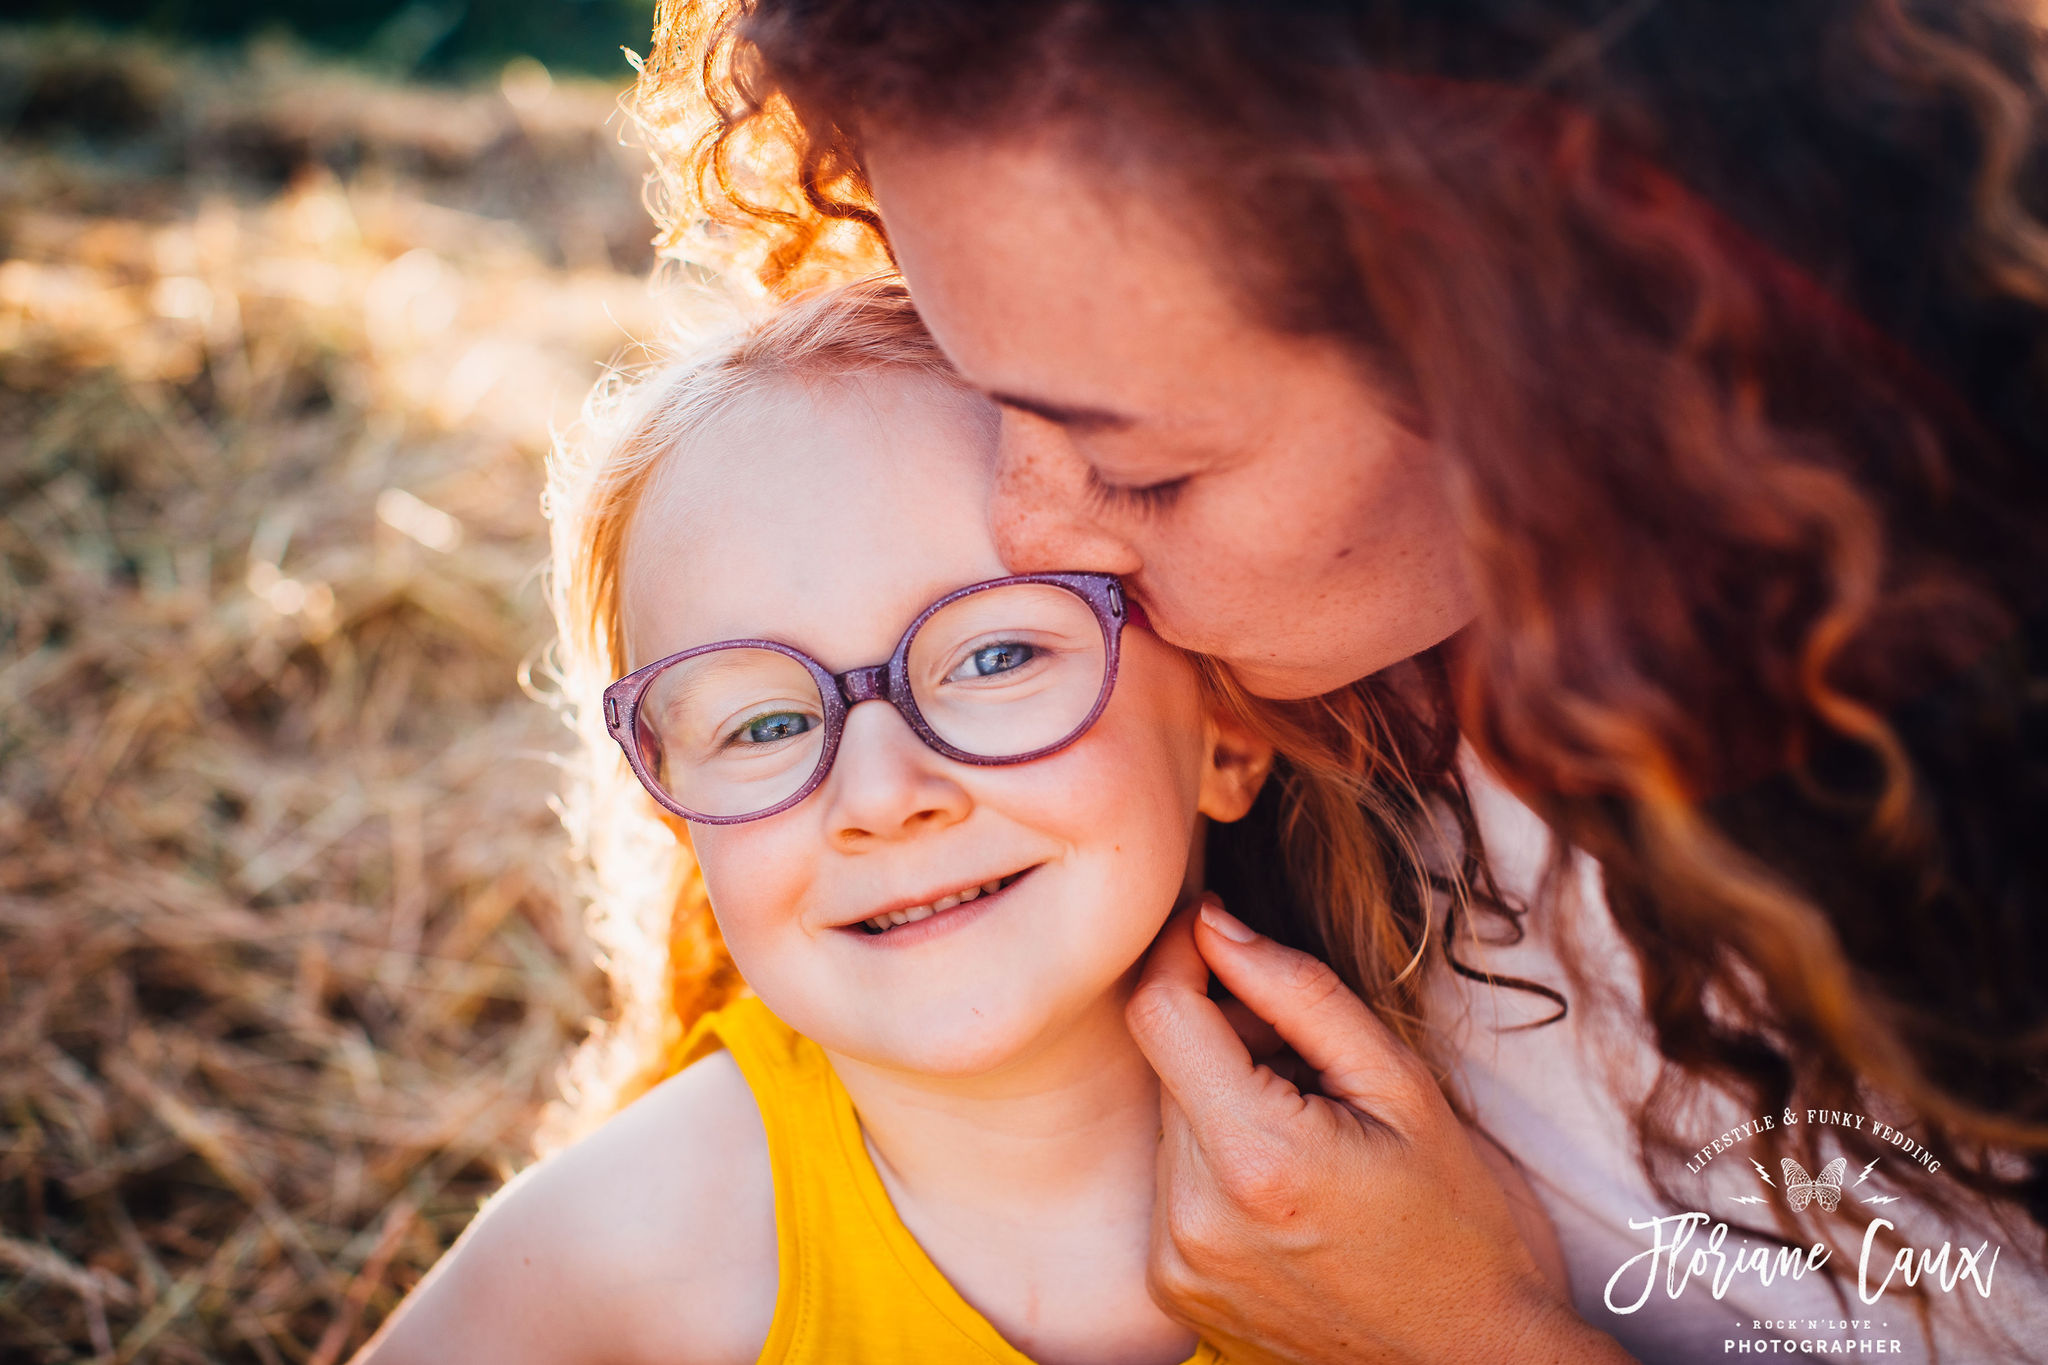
[990,391,1134,433]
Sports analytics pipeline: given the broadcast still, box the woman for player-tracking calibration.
[636,1,2048,1360]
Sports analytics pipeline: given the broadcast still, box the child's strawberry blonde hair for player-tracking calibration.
[540,276,1524,1144]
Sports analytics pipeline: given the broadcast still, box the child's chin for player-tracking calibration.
[855,1006,1056,1079]
[897,1024,1043,1077]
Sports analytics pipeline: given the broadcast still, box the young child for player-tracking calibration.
[354,279,1562,1365]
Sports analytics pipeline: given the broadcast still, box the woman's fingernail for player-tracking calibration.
[1199,898,1257,943]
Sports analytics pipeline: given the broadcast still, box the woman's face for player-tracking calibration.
[866,132,1476,700]
[619,373,1267,1078]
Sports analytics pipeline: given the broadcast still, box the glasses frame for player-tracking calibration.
[603,571,1132,825]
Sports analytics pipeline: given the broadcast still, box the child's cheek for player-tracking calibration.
[690,820,816,969]
[997,685,1207,857]
[1067,656,1208,815]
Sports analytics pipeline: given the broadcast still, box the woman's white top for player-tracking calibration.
[1421,751,2048,1363]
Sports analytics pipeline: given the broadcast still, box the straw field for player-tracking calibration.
[0,29,669,1361]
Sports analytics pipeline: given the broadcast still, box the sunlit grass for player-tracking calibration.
[0,28,669,1362]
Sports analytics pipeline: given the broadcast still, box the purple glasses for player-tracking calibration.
[604,572,1133,824]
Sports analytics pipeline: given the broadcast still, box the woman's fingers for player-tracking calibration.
[1126,909,1274,1142]
[1214,995,1288,1065]
[1144,902,1287,1062]
[1130,904,1379,1238]
[1191,898,1433,1125]
[1130,898,1407,1152]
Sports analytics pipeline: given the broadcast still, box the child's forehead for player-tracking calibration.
[655,370,987,498]
[623,372,1006,663]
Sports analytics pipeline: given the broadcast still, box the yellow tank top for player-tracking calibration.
[678,996,1226,1365]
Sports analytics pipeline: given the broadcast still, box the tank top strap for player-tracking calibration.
[679,995,1226,1365]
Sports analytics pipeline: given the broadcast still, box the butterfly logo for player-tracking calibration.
[1781,1157,1847,1213]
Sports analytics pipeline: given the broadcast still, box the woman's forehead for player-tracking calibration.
[621,374,1006,667]
[867,131,1237,410]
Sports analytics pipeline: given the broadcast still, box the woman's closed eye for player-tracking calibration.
[1084,464,1189,517]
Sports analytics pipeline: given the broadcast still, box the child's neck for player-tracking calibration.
[827,975,1160,1212]
[823,972,1194,1365]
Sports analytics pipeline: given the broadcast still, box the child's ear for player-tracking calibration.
[1196,710,1275,823]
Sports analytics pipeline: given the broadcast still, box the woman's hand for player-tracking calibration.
[1128,898,1635,1365]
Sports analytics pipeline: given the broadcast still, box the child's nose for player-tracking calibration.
[820,700,973,848]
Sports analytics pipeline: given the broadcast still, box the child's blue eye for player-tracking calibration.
[742,712,815,743]
[967,642,1034,677]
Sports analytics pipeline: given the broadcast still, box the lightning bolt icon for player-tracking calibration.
[1863,1195,1901,1206]
[1856,1157,1880,1187]
[1751,1158,1775,1186]
[1728,1195,1769,1206]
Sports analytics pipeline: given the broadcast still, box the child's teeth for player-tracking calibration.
[861,877,1015,936]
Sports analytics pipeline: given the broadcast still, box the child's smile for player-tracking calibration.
[846,865,1035,939]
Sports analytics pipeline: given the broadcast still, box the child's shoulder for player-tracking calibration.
[354,1047,777,1365]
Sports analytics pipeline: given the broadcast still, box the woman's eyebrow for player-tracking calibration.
[990,390,1134,432]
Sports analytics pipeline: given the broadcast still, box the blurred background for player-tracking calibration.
[1,3,668,1359]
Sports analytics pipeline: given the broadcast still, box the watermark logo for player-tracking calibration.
[1601,1109,2004,1355]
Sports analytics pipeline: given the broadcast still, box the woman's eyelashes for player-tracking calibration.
[1084,464,1190,517]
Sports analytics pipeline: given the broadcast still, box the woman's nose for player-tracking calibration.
[821,701,973,849]
[990,411,1142,576]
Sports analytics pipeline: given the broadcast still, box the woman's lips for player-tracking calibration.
[844,866,1037,946]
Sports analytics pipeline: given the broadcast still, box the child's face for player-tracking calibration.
[621,373,1263,1077]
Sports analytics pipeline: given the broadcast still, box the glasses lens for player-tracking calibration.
[906,582,1109,759]
[632,647,828,819]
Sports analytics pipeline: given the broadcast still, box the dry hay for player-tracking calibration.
[0,29,669,1362]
